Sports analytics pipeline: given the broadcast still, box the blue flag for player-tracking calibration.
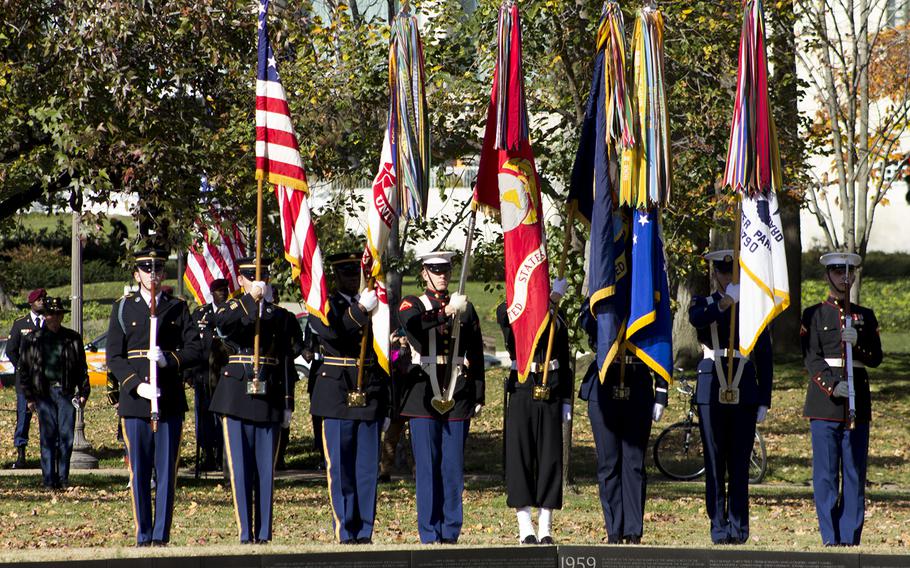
[625,207,673,383]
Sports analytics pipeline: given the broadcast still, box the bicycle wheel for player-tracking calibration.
[748,429,768,484]
[653,421,706,481]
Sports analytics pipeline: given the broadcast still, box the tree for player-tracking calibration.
[797,0,910,300]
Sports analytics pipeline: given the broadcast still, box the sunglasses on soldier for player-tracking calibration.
[425,264,452,275]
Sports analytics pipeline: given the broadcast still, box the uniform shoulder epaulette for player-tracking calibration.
[228,299,240,310]
[13,314,28,322]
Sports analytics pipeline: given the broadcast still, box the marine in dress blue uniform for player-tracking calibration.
[497,283,573,545]
[106,248,202,546]
[802,252,883,546]
[398,252,485,544]
[5,287,46,469]
[308,252,389,544]
[578,299,669,544]
[688,249,772,545]
[209,257,302,544]
[187,279,230,473]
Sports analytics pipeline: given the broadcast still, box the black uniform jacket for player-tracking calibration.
[186,303,231,392]
[801,298,882,423]
[6,313,41,394]
[496,302,572,403]
[398,289,485,420]
[106,291,202,419]
[688,292,773,407]
[308,292,388,421]
[209,294,301,423]
[576,301,669,406]
[18,326,90,402]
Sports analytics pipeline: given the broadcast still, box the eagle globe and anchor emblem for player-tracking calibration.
[497,158,540,232]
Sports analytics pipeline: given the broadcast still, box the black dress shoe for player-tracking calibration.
[340,539,356,545]
[136,542,151,548]
[356,537,372,544]
[538,536,555,545]
[440,538,458,545]
[623,535,641,544]
[521,535,538,545]
[150,540,167,547]
[607,535,622,544]
[11,447,26,469]
[378,473,391,483]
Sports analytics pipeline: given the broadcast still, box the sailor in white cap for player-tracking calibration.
[397,250,485,544]
[801,252,882,546]
[688,248,773,544]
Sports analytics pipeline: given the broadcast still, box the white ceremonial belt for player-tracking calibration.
[420,355,465,366]
[825,358,864,368]
[510,360,559,372]
[702,347,746,361]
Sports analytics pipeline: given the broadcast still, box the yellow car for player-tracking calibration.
[85,333,110,387]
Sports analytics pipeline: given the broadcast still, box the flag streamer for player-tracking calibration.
[723,0,781,197]
[620,5,671,207]
[389,8,431,219]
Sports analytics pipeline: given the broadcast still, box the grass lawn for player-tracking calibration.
[1,346,909,556]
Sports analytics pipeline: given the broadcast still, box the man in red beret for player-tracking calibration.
[6,288,47,469]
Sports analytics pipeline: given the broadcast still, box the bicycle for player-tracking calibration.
[652,376,768,484]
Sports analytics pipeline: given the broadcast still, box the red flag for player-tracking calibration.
[475,3,550,383]
[275,185,329,326]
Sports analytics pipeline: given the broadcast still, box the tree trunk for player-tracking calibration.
[775,193,803,355]
[673,271,706,371]
[0,281,14,311]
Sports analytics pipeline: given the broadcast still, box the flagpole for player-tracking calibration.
[726,197,742,383]
[252,177,264,393]
[538,201,576,396]
[352,275,375,408]
[439,209,477,405]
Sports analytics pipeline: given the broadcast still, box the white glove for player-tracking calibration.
[472,403,483,417]
[136,382,161,400]
[551,278,568,301]
[652,402,665,423]
[724,283,740,303]
[756,405,769,424]
[146,346,167,368]
[250,280,267,301]
[445,293,468,316]
[358,288,378,312]
[841,327,858,346]
[263,284,275,303]
[833,381,850,398]
[561,402,573,423]
[382,417,391,432]
[282,409,293,429]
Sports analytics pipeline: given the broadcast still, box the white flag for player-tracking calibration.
[739,190,790,355]
[361,127,396,375]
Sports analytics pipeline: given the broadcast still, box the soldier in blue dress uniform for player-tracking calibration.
[496,278,572,545]
[802,252,882,546]
[209,257,302,544]
[308,252,389,544]
[6,287,47,469]
[397,251,485,544]
[106,248,202,546]
[578,298,669,544]
[187,278,230,472]
[688,249,773,545]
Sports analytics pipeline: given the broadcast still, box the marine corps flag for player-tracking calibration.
[475,1,550,383]
[724,0,789,354]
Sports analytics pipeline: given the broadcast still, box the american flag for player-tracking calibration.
[184,178,247,305]
[256,0,328,323]
[256,0,308,192]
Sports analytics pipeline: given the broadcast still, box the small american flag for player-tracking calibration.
[256,0,308,192]
[184,177,247,305]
